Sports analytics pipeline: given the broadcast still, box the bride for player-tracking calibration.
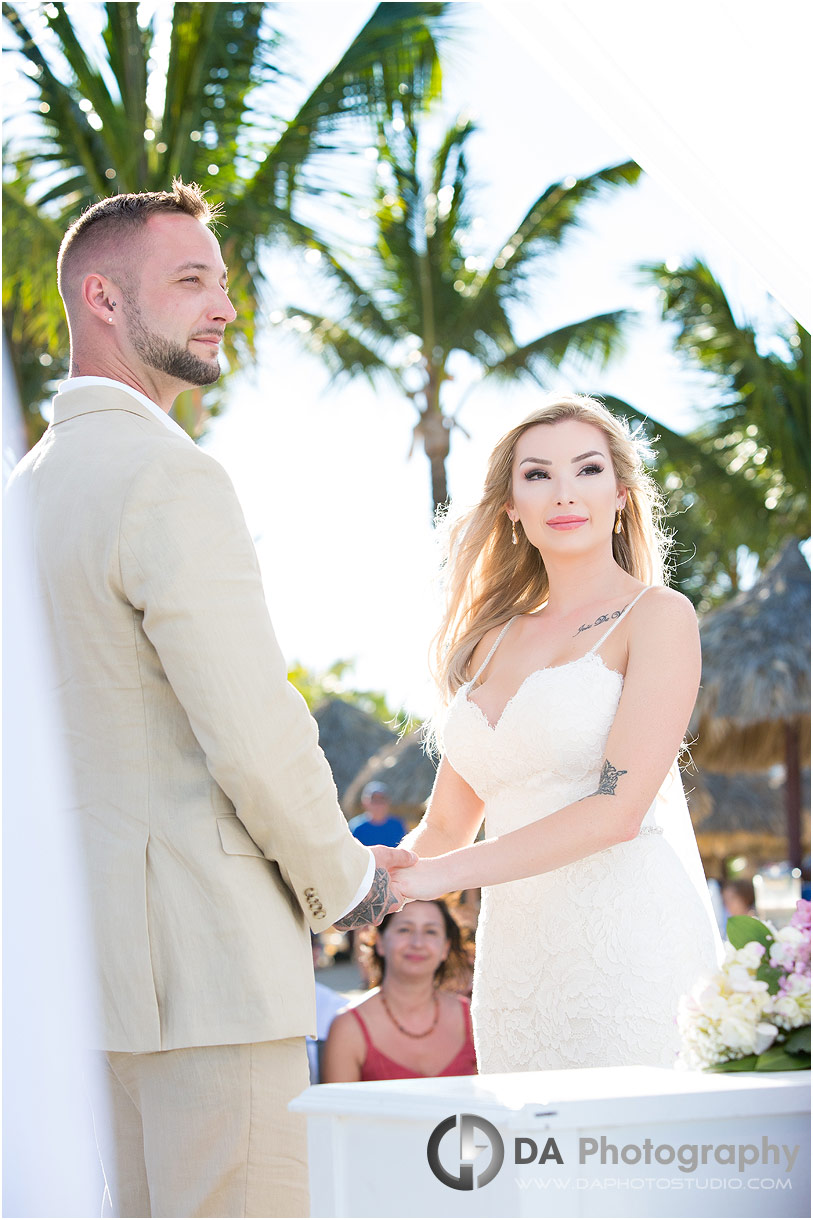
[396,394,722,1073]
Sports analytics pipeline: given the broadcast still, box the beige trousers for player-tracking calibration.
[97,1038,309,1218]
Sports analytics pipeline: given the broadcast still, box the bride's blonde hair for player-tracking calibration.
[431,394,669,705]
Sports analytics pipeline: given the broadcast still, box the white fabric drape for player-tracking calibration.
[3,338,106,1217]
[484,0,811,329]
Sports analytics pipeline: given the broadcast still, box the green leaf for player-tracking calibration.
[726,915,774,951]
[755,1044,811,1072]
[755,962,783,995]
[706,1054,759,1072]
[783,1026,811,1055]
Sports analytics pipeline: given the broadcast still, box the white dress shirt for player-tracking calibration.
[56,377,375,918]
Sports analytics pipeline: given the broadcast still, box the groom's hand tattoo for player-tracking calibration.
[333,867,399,930]
[583,758,628,798]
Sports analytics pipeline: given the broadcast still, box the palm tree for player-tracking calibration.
[2,0,450,445]
[280,114,642,516]
[628,261,810,607]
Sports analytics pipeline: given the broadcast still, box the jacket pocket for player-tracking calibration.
[217,816,265,859]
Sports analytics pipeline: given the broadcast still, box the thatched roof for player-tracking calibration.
[686,766,811,872]
[691,539,810,770]
[687,768,810,837]
[313,699,397,808]
[343,729,438,825]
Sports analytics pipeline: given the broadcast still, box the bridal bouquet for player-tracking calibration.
[678,898,810,1072]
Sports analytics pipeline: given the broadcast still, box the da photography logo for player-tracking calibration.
[427,1113,504,1190]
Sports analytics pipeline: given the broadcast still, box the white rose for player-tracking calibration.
[753,1022,779,1054]
[726,963,769,994]
[726,992,767,1022]
[696,979,724,1007]
[769,991,810,1030]
[775,926,804,947]
[718,1013,760,1053]
[732,941,767,968]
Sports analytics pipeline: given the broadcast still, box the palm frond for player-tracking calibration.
[244,2,448,205]
[4,2,113,201]
[469,160,642,314]
[282,308,400,387]
[482,311,635,382]
[161,3,271,187]
[643,260,811,493]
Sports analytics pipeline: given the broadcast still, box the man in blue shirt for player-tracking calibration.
[349,782,405,848]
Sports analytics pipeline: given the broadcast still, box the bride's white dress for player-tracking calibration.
[440,590,722,1074]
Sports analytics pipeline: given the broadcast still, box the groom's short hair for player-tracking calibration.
[57,179,220,305]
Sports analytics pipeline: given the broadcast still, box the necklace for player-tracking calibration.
[380,988,440,1039]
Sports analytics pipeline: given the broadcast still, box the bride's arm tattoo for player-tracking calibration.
[333,866,400,930]
[584,758,628,798]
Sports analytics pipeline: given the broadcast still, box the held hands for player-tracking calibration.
[332,844,417,930]
[389,855,449,903]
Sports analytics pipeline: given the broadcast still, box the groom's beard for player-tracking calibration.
[125,301,222,387]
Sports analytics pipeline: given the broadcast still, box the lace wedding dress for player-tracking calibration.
[440,589,722,1073]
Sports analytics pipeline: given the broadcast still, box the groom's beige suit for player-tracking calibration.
[10,380,372,1215]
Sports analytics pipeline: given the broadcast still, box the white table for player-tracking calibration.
[291,1066,810,1217]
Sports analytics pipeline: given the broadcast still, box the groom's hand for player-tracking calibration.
[370,843,417,875]
[332,845,417,930]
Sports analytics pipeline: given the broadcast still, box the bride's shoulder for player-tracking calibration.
[634,585,699,641]
[466,619,515,680]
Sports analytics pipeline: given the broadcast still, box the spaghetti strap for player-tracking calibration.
[348,1006,374,1050]
[587,586,651,654]
[467,617,517,688]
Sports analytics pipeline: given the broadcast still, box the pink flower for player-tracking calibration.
[790,898,811,934]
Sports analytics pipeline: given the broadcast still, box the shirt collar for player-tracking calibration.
[57,377,194,443]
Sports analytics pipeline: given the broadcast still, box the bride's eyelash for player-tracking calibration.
[523,463,605,480]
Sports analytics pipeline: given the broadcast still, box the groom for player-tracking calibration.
[8,181,412,1217]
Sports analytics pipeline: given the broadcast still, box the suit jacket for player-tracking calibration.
[8,384,371,1052]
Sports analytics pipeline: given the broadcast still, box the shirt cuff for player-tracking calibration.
[335,850,376,922]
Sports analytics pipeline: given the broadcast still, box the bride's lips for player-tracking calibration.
[547,516,588,530]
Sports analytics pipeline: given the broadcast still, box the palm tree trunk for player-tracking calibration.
[416,367,450,519]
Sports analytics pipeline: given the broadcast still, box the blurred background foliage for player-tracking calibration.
[3,1,809,616]
[634,261,809,608]
[288,657,412,730]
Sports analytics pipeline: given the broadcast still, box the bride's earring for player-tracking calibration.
[511,519,519,546]
[614,507,623,535]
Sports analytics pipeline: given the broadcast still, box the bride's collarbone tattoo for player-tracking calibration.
[574,605,626,636]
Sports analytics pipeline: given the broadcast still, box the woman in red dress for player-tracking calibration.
[322,899,476,1082]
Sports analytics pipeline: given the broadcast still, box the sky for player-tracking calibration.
[194,1,790,719]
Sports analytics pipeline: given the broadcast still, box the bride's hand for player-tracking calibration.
[390,856,450,902]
